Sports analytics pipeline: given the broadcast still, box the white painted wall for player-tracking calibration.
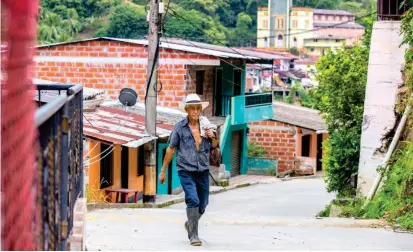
[357,21,407,196]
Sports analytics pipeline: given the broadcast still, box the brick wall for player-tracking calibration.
[248,120,297,175]
[188,66,214,117]
[33,40,217,110]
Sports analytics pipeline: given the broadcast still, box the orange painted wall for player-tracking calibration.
[87,141,144,203]
[128,147,144,196]
[87,140,103,202]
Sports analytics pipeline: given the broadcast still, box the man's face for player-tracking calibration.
[185,104,202,121]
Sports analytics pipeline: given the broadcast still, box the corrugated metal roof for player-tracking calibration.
[273,101,327,131]
[83,106,175,148]
[37,37,259,60]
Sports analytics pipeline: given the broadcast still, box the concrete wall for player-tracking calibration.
[357,21,407,196]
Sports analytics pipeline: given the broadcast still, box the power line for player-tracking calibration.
[163,36,265,91]
[85,144,115,162]
[165,8,374,71]
[165,30,270,81]
[166,8,375,42]
[85,145,116,166]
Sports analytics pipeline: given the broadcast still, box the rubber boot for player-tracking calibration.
[185,212,203,239]
[186,207,202,246]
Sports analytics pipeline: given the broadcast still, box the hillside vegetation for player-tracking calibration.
[38,0,374,46]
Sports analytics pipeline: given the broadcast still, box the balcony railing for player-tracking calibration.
[378,0,408,20]
[245,92,273,107]
[231,93,273,125]
[34,84,83,250]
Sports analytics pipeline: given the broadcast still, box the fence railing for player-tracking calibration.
[34,84,83,250]
[245,92,273,107]
[377,0,408,20]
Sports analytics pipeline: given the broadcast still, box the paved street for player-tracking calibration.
[86,178,413,250]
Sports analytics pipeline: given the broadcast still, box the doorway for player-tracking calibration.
[231,130,243,177]
[234,69,242,96]
[214,68,223,116]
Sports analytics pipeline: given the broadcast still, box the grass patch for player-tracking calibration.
[327,141,413,231]
[317,203,332,217]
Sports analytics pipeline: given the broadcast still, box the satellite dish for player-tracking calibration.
[118,88,138,106]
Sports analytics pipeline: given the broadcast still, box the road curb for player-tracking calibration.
[280,175,323,181]
[87,179,280,211]
[210,217,386,228]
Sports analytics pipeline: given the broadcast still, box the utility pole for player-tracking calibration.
[143,0,161,203]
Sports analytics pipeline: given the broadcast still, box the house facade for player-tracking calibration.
[33,37,275,196]
[248,101,328,176]
[257,0,365,56]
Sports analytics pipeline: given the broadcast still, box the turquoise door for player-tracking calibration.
[157,143,179,194]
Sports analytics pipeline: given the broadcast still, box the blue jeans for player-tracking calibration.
[178,170,210,213]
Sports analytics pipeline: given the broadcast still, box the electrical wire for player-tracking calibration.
[85,144,115,162]
[83,141,99,160]
[84,145,116,166]
[167,8,376,42]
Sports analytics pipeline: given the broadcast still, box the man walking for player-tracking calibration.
[159,94,218,246]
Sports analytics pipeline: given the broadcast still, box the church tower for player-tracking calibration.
[269,0,292,48]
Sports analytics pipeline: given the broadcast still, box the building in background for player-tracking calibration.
[257,0,365,56]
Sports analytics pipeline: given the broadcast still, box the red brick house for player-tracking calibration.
[248,101,328,176]
[33,37,279,185]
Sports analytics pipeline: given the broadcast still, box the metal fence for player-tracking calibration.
[34,84,83,250]
[377,0,408,20]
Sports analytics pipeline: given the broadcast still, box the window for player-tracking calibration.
[263,37,268,47]
[335,39,340,43]
[196,70,205,95]
[280,18,284,28]
[100,143,113,189]
[276,34,283,48]
[291,11,297,16]
[301,135,310,157]
[305,20,309,29]
[263,19,268,28]
[292,20,297,28]
[313,39,318,42]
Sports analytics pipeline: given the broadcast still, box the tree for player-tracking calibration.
[311,45,369,195]
[177,0,228,16]
[104,4,148,39]
[62,8,82,36]
[164,9,206,40]
[38,9,68,44]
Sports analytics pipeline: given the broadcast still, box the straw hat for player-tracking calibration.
[178,93,209,112]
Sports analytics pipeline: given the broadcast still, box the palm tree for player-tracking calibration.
[38,9,74,44]
[63,8,82,36]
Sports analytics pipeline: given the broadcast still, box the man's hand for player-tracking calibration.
[159,171,166,184]
[206,129,215,138]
